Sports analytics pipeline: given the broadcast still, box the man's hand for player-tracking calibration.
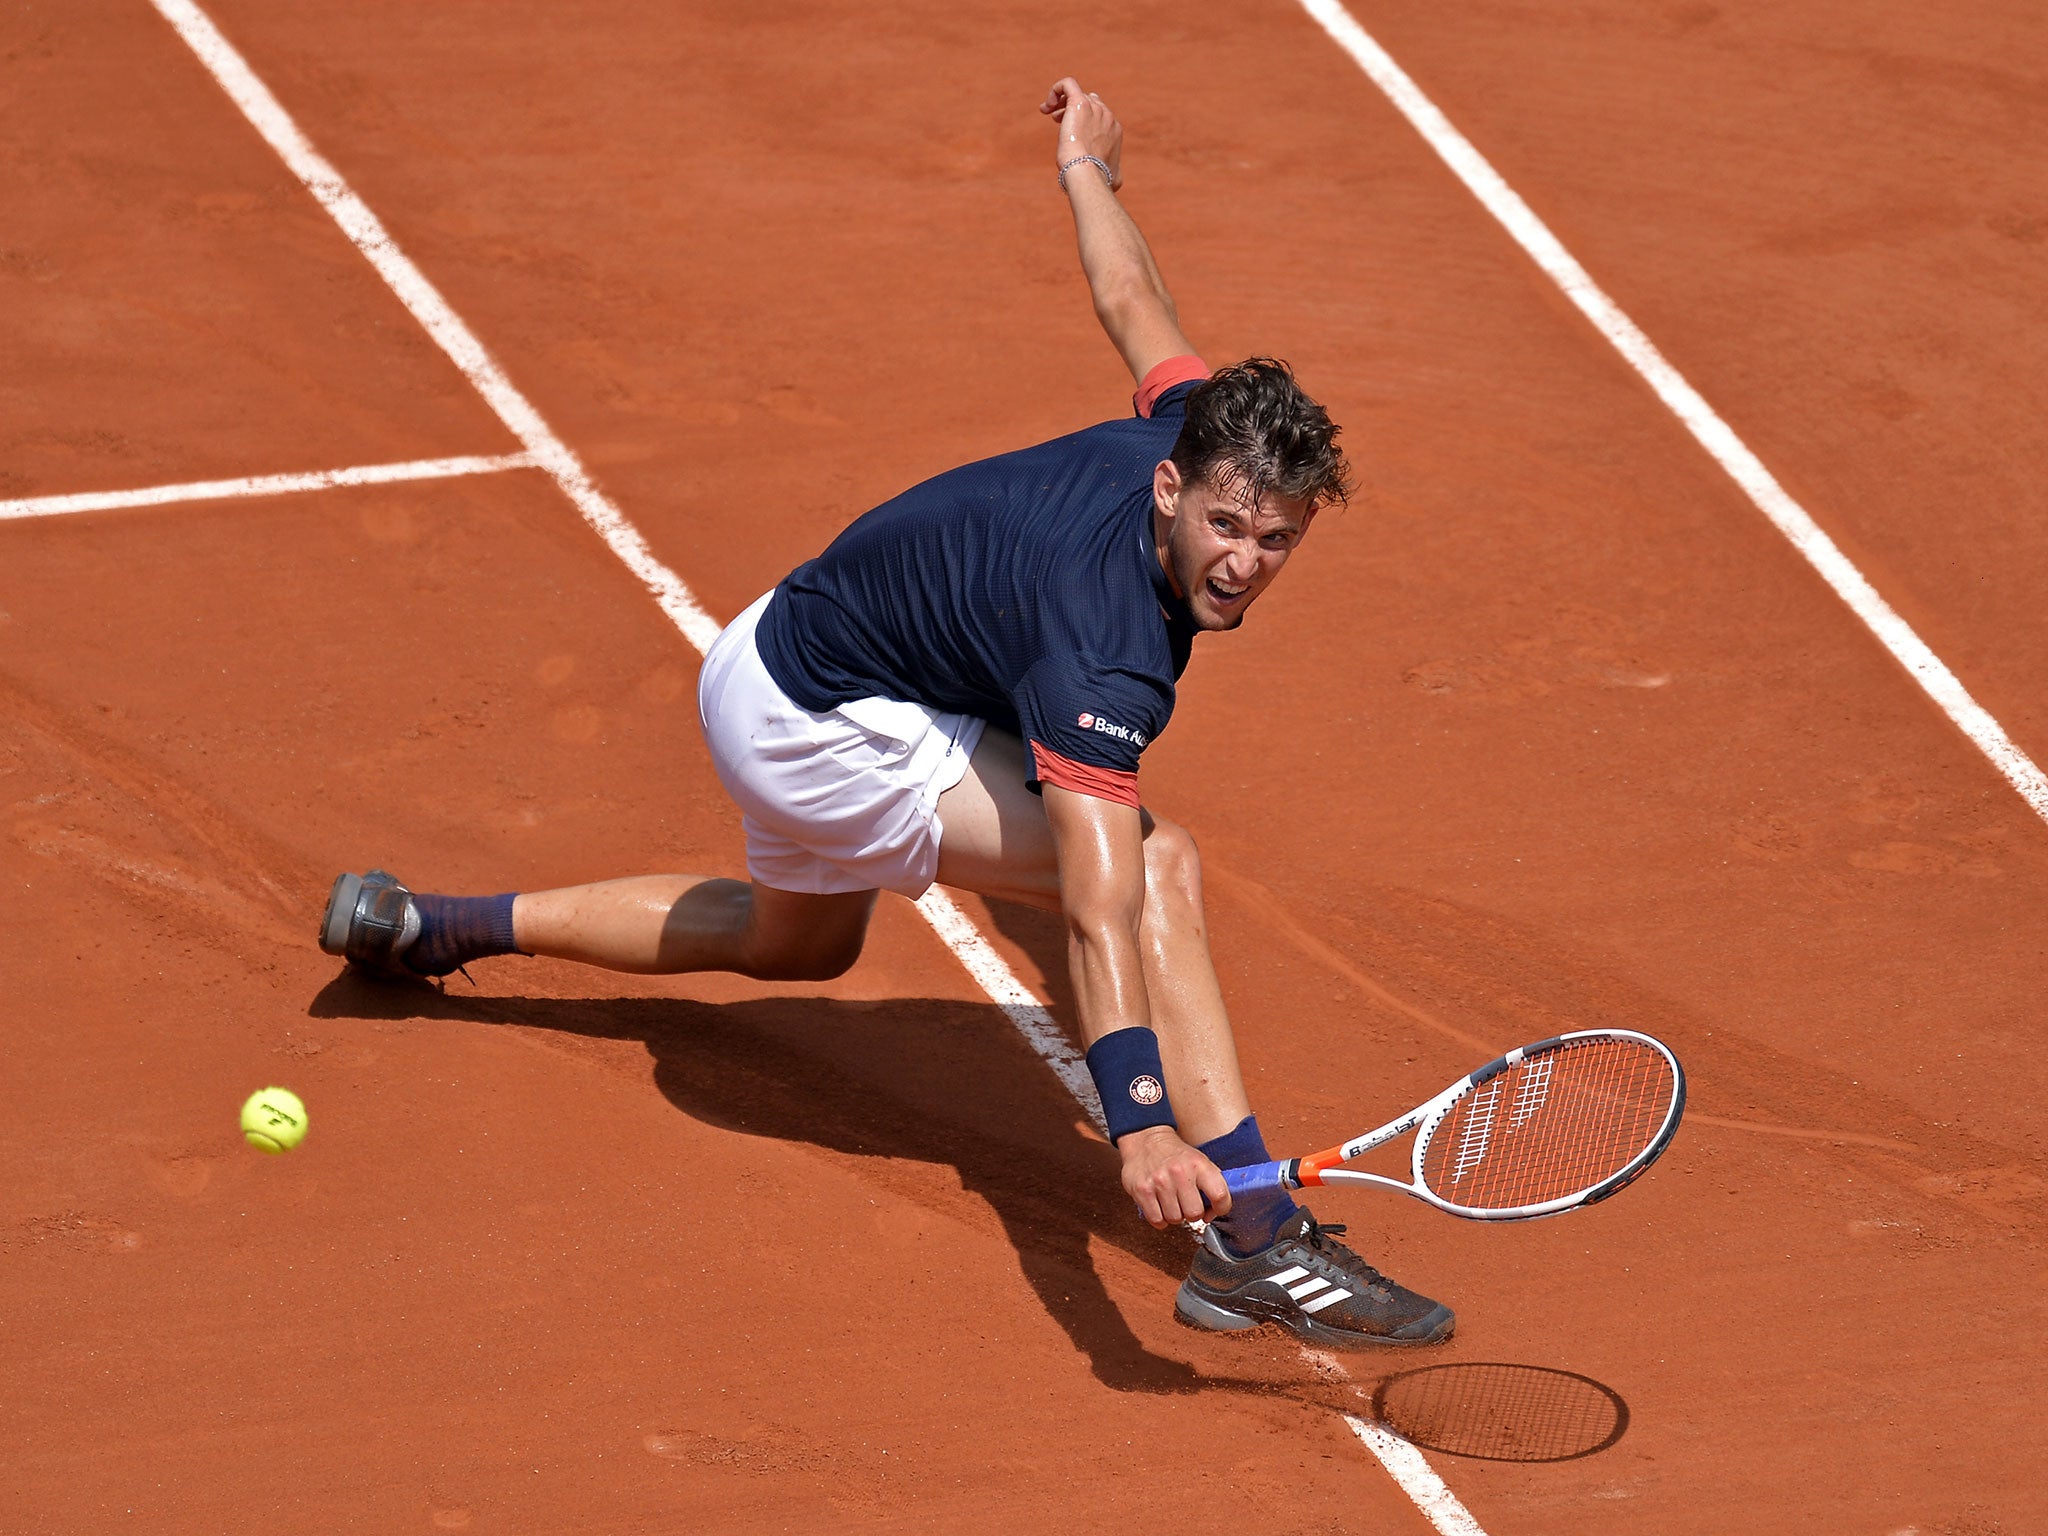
[1040,77,1123,189]
[1119,1124,1232,1228]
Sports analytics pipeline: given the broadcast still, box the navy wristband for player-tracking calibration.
[1085,1026,1177,1142]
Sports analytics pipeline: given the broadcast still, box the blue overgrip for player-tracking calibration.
[1222,1160,1287,1198]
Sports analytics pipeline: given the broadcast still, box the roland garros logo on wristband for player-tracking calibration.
[1128,1074,1164,1106]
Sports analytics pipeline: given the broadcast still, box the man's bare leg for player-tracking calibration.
[935,730,1251,1145]
[512,877,877,981]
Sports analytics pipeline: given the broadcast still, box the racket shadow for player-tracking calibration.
[1362,1361,1630,1462]
[310,972,1222,1395]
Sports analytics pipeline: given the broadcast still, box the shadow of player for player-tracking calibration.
[309,967,1637,1454]
[311,972,1227,1395]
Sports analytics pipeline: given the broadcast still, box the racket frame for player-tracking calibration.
[1260,1028,1685,1221]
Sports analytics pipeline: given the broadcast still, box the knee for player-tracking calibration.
[1142,817,1205,913]
[744,927,866,983]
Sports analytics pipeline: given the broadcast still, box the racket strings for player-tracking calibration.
[1419,1037,1675,1210]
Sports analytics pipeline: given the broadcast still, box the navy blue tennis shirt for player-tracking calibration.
[755,358,1212,807]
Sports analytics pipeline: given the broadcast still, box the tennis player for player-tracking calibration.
[323,80,1453,1349]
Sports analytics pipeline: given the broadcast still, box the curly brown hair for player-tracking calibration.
[1168,357,1352,510]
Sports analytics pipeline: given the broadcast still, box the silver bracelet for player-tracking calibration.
[1058,154,1116,193]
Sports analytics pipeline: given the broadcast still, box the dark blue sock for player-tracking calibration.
[1200,1114,1299,1257]
[407,892,521,976]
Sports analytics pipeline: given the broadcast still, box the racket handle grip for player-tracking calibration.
[1223,1160,1293,1197]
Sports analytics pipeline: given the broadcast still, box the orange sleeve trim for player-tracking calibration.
[1133,355,1210,419]
[1031,741,1141,808]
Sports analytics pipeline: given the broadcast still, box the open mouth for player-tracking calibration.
[1205,578,1249,608]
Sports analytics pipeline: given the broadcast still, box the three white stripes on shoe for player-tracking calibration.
[1265,1265,1354,1315]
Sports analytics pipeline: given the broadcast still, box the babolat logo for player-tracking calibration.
[1077,711,1147,748]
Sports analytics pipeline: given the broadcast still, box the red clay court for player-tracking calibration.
[6,2,2045,1531]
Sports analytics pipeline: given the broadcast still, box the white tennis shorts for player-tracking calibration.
[697,592,987,897]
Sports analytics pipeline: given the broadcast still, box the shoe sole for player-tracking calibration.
[320,872,363,957]
[1174,1281,1455,1349]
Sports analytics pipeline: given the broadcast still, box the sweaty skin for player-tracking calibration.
[1151,459,1314,632]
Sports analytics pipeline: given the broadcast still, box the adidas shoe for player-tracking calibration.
[320,869,427,976]
[1176,1208,1454,1348]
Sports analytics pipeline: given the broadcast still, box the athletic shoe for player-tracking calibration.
[320,869,426,976]
[1175,1208,1454,1348]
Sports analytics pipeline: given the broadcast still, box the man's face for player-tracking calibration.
[1152,461,1315,631]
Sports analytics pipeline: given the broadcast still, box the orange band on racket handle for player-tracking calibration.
[1296,1148,1346,1186]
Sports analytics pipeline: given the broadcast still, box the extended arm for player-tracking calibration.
[1040,79,1198,385]
[1043,784,1229,1226]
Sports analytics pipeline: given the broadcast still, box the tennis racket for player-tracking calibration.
[1225,1029,1685,1221]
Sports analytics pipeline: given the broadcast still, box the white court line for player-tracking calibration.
[915,887,1105,1127]
[0,452,536,522]
[1298,0,2048,828]
[148,0,723,658]
[152,2,1470,1526]
[1345,1417,1490,1536]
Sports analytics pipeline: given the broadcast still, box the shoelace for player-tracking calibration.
[1298,1217,1391,1292]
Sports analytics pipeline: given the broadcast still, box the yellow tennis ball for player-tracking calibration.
[241,1087,308,1154]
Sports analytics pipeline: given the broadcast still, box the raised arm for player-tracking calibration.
[1039,79,1198,386]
